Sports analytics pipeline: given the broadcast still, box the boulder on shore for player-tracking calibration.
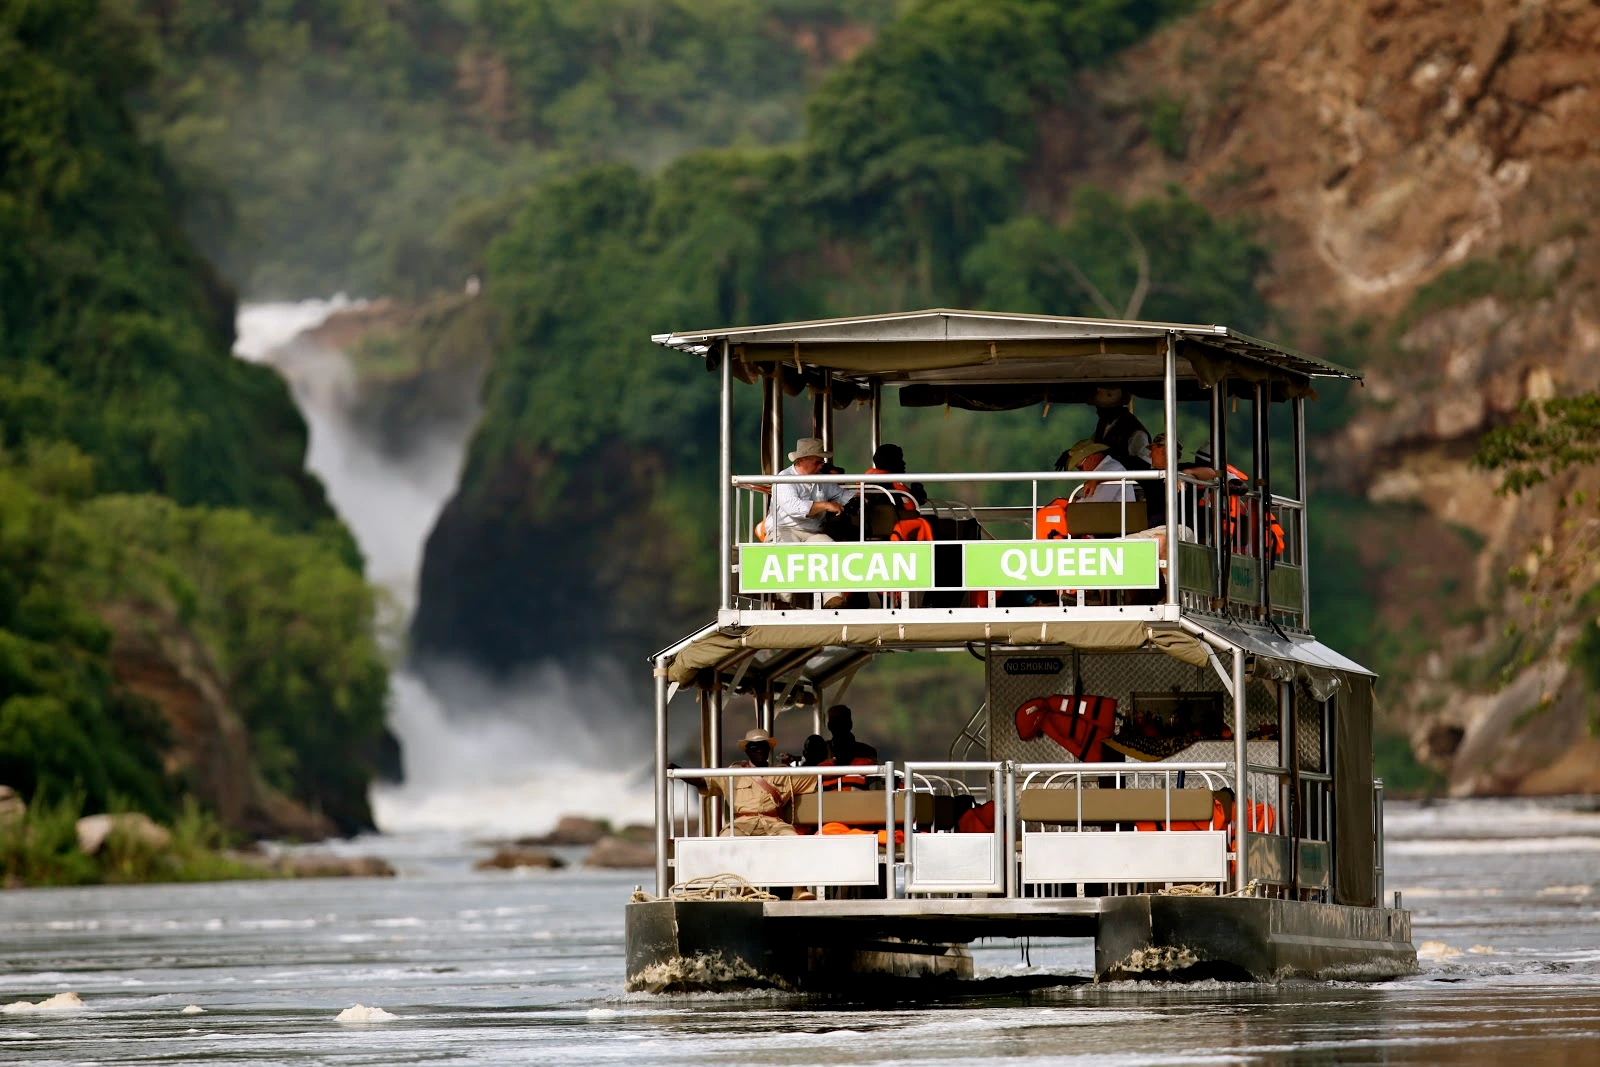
[517,814,608,847]
[476,846,565,871]
[584,836,655,869]
[75,813,171,856]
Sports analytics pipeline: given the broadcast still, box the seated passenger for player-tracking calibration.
[820,704,879,789]
[1055,439,1137,504]
[864,443,932,542]
[865,443,928,508]
[768,437,857,608]
[1091,387,1152,469]
[795,734,829,767]
[683,728,816,836]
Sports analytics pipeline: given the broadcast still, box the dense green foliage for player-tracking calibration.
[1,0,336,530]
[0,444,388,830]
[132,0,896,298]
[2,0,387,831]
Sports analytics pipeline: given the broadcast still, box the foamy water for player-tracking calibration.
[0,798,1597,1065]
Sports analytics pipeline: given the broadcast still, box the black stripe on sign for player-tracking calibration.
[934,543,963,588]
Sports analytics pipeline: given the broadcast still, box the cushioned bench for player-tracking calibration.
[1018,787,1216,826]
[793,791,953,828]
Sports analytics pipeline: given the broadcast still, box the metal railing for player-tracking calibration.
[724,467,1307,628]
[660,759,1268,900]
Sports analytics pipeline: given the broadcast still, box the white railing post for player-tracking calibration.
[654,655,670,896]
[883,761,897,897]
[1232,646,1249,893]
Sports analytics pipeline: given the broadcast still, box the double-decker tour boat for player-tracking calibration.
[626,309,1415,990]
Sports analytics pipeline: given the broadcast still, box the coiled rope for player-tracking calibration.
[630,873,776,903]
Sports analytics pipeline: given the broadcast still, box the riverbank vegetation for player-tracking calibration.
[0,795,269,887]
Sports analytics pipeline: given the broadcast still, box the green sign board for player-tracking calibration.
[739,543,934,593]
[963,540,1159,589]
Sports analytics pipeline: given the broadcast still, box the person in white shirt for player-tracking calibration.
[1057,439,1136,503]
[769,438,855,541]
[768,437,856,609]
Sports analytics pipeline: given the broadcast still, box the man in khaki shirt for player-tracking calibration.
[686,729,816,836]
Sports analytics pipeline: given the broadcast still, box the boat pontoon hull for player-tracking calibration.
[624,895,1415,991]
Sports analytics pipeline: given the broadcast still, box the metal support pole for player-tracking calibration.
[1232,647,1248,893]
[698,687,714,833]
[1003,761,1017,898]
[764,372,784,478]
[1282,680,1298,896]
[883,762,897,898]
[653,656,670,896]
[869,379,882,456]
[1293,396,1310,629]
[710,684,725,834]
[719,340,733,609]
[1254,382,1269,619]
[820,370,834,453]
[758,683,774,733]
[1163,332,1180,607]
[1210,381,1229,607]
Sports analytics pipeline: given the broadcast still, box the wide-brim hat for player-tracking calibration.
[788,437,833,462]
[1064,439,1110,471]
[737,728,775,752]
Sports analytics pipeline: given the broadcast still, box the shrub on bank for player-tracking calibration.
[0,793,269,888]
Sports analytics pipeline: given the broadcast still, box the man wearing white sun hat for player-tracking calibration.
[768,437,856,608]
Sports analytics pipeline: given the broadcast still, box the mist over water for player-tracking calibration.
[234,300,651,837]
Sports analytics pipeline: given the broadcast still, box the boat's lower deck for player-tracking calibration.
[624,894,1415,991]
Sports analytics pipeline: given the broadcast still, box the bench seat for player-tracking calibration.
[1018,787,1215,825]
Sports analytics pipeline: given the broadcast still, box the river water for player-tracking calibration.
[3,797,1597,1065]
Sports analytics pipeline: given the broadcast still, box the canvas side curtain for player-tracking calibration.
[1334,673,1377,907]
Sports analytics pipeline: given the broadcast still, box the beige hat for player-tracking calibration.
[737,728,775,752]
[788,437,832,462]
[1064,439,1110,471]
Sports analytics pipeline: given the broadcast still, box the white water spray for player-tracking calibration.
[234,300,651,836]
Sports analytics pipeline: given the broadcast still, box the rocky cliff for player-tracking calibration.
[1046,0,1600,792]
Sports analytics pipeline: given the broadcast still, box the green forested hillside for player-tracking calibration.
[1,0,386,832]
[131,0,897,298]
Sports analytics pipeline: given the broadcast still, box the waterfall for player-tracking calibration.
[234,300,652,836]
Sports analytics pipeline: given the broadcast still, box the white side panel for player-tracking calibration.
[1021,831,1227,885]
[907,833,1000,893]
[674,835,879,887]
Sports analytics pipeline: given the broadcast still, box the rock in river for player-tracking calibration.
[476,847,565,871]
[584,837,655,869]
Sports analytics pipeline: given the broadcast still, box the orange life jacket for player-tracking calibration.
[818,756,875,790]
[1134,796,1277,834]
[1014,694,1118,763]
[957,801,996,834]
[866,468,932,541]
[819,821,905,845]
[1035,497,1072,540]
[1205,466,1286,559]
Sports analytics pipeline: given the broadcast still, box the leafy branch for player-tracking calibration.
[1474,394,1600,494]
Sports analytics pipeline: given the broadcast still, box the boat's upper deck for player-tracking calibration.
[652,309,1360,658]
